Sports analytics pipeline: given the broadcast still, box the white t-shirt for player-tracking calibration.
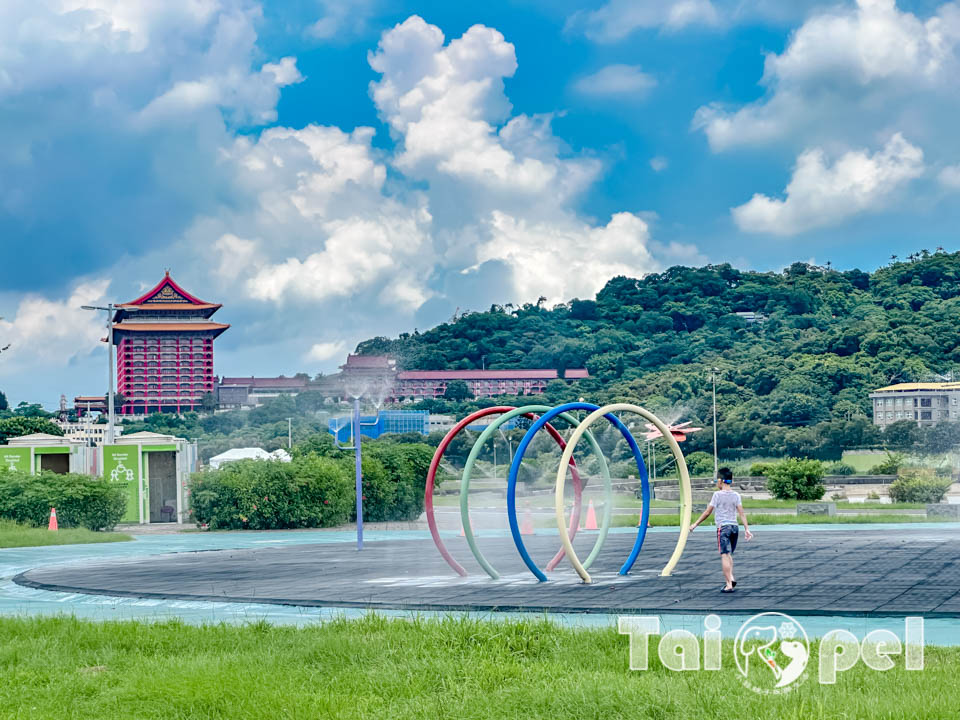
[710,489,741,527]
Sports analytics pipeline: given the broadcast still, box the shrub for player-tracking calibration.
[765,458,825,501]
[826,462,856,476]
[360,443,434,522]
[749,462,774,477]
[0,469,125,530]
[888,471,952,504]
[189,457,352,530]
[684,451,715,477]
[870,452,904,475]
[191,438,437,529]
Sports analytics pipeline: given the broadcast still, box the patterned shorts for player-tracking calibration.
[717,525,739,555]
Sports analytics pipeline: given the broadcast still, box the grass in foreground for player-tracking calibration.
[611,513,954,528]
[0,520,132,549]
[0,615,954,720]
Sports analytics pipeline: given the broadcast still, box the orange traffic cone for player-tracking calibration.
[520,506,535,535]
[48,507,58,532]
[584,499,598,531]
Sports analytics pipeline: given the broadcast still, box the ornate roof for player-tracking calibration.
[113,272,223,322]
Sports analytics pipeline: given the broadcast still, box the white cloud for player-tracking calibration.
[2,1,301,127]
[693,0,960,151]
[306,340,346,362]
[307,0,376,40]
[197,18,680,328]
[261,57,304,87]
[573,64,656,98]
[650,156,669,172]
[939,164,960,189]
[475,211,661,303]
[245,209,434,309]
[731,133,924,235]
[0,279,110,372]
[567,0,720,42]
[368,16,600,200]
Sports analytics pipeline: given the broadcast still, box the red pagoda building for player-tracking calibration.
[113,273,229,415]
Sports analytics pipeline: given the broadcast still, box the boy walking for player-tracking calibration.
[689,467,753,592]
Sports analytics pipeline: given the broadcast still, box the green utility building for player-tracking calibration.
[2,433,94,475]
[100,431,198,525]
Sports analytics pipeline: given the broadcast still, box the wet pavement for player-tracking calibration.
[13,525,960,618]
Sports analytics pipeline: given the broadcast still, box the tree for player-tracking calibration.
[883,420,921,451]
[442,380,472,402]
[0,417,64,444]
[200,392,217,412]
[13,402,53,418]
[0,391,7,412]
[294,390,326,413]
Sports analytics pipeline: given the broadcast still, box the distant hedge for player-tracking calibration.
[0,470,126,531]
[889,472,952,504]
[189,440,435,530]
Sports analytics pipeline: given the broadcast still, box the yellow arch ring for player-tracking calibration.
[555,403,692,583]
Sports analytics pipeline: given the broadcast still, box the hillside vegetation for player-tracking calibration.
[357,252,960,460]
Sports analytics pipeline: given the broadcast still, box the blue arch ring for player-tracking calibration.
[506,402,650,581]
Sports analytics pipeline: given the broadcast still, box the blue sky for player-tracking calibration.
[1,0,959,407]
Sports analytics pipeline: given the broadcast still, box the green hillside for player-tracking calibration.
[359,251,960,460]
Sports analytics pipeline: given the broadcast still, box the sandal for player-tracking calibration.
[721,587,735,593]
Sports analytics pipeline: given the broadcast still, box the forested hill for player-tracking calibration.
[356,251,960,458]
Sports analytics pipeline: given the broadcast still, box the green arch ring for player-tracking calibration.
[555,403,692,583]
[460,404,614,580]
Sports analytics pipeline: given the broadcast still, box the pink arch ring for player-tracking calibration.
[425,406,583,577]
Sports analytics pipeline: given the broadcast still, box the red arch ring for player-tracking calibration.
[425,406,583,576]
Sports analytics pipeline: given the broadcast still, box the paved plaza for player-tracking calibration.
[14,526,960,617]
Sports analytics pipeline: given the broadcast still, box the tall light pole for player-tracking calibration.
[711,367,719,479]
[287,417,292,449]
[81,303,117,444]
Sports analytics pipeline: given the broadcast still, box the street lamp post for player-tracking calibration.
[81,303,118,444]
[287,417,292,449]
[712,367,719,479]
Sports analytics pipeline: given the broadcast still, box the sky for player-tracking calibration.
[1,0,959,407]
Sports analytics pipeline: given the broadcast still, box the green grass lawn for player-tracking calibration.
[0,520,132,549]
[840,451,886,473]
[0,615,954,719]
[611,513,953,528]
[740,498,925,510]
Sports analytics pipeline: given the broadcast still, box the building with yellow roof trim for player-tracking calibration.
[869,382,960,427]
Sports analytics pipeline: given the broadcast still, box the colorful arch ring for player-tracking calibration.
[556,403,692,583]
[460,404,611,580]
[424,406,586,577]
[507,402,648,582]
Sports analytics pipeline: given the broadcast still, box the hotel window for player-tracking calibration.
[887,411,894,419]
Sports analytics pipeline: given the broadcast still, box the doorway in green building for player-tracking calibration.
[147,451,178,523]
[38,453,69,474]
